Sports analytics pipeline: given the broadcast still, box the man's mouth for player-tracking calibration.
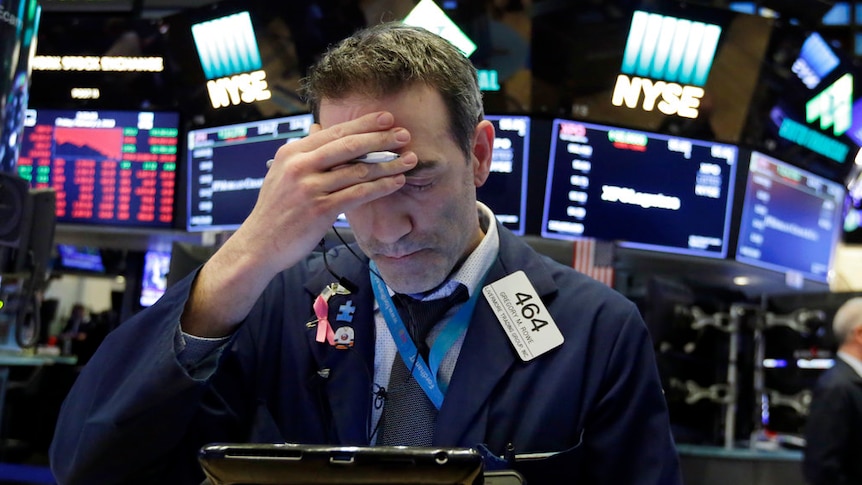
[377,248,424,260]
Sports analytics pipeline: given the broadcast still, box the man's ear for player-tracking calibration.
[471,120,495,187]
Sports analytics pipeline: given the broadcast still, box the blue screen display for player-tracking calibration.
[186,113,313,232]
[735,151,845,282]
[541,118,738,258]
[56,244,104,273]
[140,249,171,307]
[477,115,530,235]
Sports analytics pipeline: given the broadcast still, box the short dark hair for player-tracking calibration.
[300,22,484,157]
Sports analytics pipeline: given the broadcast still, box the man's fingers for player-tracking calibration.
[322,151,417,193]
[286,111,393,154]
[271,112,409,170]
[321,172,407,217]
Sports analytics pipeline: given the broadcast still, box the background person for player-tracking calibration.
[803,297,862,485]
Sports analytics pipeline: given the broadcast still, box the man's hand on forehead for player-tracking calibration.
[236,110,418,272]
[293,111,411,171]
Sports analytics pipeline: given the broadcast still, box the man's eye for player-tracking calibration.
[405,178,434,191]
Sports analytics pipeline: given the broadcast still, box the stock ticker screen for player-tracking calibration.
[16,108,180,228]
[541,118,738,258]
[735,151,845,283]
[478,115,530,235]
[186,113,313,232]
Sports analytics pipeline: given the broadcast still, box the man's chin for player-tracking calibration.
[372,253,449,294]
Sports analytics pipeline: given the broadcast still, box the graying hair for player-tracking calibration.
[300,22,484,157]
[833,297,862,343]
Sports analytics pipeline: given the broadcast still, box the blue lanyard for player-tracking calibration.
[369,262,484,410]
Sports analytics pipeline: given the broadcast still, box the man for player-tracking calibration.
[803,297,862,485]
[50,23,681,484]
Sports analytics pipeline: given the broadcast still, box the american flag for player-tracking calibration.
[572,238,615,287]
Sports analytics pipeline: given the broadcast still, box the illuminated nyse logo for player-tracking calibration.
[806,73,853,137]
[191,11,271,109]
[612,11,721,119]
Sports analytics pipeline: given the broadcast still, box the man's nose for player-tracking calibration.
[368,196,412,245]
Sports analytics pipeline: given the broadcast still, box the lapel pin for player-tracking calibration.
[313,282,353,345]
[333,326,355,349]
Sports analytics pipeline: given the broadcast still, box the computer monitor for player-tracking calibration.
[55,244,105,274]
[0,0,39,174]
[166,241,218,289]
[478,114,530,235]
[185,113,313,232]
[734,151,845,283]
[139,249,171,307]
[541,118,738,258]
[15,108,180,228]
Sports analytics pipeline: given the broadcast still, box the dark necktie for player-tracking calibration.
[377,284,469,446]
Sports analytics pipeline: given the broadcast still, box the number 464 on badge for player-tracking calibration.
[483,271,564,361]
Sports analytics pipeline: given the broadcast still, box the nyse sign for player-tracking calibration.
[612,11,719,120]
[611,74,704,119]
[206,70,272,109]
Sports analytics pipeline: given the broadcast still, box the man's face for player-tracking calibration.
[318,84,491,294]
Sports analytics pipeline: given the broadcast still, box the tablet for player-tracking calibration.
[198,443,485,485]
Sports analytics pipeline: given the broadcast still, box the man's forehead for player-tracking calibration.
[318,85,438,117]
[317,96,388,125]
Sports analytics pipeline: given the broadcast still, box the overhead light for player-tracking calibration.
[733,276,751,286]
[71,87,100,100]
[403,0,477,57]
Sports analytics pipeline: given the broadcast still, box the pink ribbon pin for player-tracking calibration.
[313,294,336,345]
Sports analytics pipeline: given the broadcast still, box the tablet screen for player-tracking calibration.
[198,443,484,485]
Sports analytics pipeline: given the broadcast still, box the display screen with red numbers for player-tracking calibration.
[16,108,180,228]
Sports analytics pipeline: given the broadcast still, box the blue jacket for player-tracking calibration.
[50,227,682,484]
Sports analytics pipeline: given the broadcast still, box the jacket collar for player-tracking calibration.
[435,227,559,445]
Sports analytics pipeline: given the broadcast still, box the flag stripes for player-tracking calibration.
[572,238,616,287]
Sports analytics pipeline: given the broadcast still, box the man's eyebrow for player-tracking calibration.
[404,159,441,177]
